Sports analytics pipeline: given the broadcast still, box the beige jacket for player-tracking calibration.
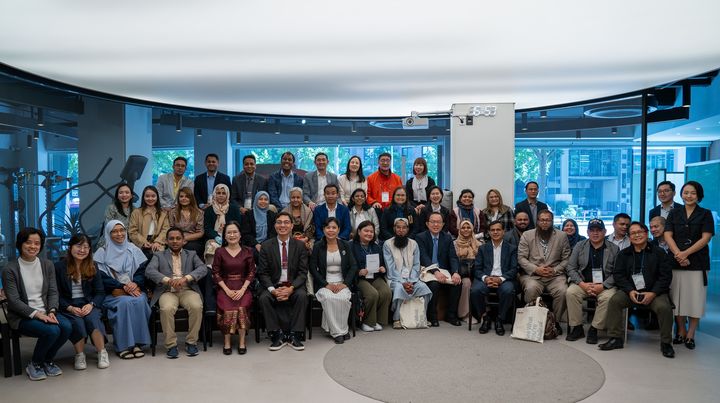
[128,207,170,248]
[517,228,571,276]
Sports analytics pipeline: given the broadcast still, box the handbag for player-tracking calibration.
[111,288,129,297]
[420,264,454,284]
[399,297,428,329]
[511,297,550,343]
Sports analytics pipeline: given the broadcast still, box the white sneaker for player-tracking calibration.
[97,349,110,369]
[361,324,374,332]
[74,352,87,370]
[373,323,383,331]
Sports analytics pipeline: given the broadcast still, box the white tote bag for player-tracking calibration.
[511,297,548,343]
[399,297,428,329]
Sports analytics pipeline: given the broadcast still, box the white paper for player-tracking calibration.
[592,268,603,284]
[365,253,380,278]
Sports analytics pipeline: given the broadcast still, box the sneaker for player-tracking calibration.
[269,332,285,351]
[74,352,87,370]
[26,362,47,381]
[166,346,179,359]
[43,362,63,377]
[186,343,199,357]
[373,323,383,331]
[289,335,305,351]
[393,320,402,329]
[361,324,375,332]
[97,349,110,369]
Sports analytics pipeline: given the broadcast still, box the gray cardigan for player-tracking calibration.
[566,239,619,289]
[1,259,58,330]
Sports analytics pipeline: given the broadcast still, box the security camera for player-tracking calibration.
[402,115,429,130]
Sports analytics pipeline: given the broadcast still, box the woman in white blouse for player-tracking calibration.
[338,155,368,205]
[348,188,380,238]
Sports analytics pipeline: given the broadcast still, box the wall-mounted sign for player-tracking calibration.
[468,105,497,117]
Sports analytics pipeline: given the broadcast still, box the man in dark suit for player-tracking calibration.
[231,154,269,214]
[194,153,232,209]
[257,211,309,351]
[648,180,682,221]
[417,211,461,326]
[145,227,208,358]
[268,151,304,210]
[504,211,530,246]
[514,181,548,230]
[471,220,518,335]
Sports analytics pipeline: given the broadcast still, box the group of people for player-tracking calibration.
[0,149,714,381]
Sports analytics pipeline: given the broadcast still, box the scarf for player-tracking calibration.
[562,218,585,248]
[253,190,270,242]
[94,220,147,280]
[211,184,230,233]
[283,201,313,233]
[454,219,480,259]
[412,176,428,202]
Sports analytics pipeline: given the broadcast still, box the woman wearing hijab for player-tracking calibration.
[282,187,315,250]
[246,191,277,251]
[454,219,482,323]
[204,184,243,264]
[94,220,151,360]
[379,187,420,241]
[562,218,586,249]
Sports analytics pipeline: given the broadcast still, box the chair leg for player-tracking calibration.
[254,308,261,344]
[150,311,158,357]
[468,290,473,331]
[201,314,207,352]
[2,324,12,378]
[12,332,21,376]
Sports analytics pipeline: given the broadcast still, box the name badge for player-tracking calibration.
[280,268,288,283]
[381,192,390,203]
[401,267,410,279]
[244,198,252,209]
[632,274,645,290]
[592,268,603,284]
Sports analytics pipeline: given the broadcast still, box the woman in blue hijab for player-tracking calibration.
[562,218,586,249]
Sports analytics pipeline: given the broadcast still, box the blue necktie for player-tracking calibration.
[432,237,438,265]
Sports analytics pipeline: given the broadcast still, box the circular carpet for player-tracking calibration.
[324,327,604,403]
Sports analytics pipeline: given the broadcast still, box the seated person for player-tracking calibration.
[348,188,380,239]
[351,220,391,331]
[417,186,450,233]
[282,187,315,250]
[383,218,432,329]
[503,211,530,247]
[599,222,675,358]
[309,218,357,344]
[312,184,351,241]
[95,220,152,360]
[2,227,72,381]
[56,234,109,370]
[145,227,208,358]
[204,184,245,262]
[471,221,518,335]
[128,185,169,258]
[168,187,205,257]
[246,191,278,250]
[518,209,571,335]
[256,212,309,351]
[448,189,487,240]
[454,219,481,323]
[379,187,420,241]
[565,219,619,344]
[417,212,461,327]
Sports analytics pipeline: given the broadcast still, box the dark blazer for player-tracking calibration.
[313,203,351,241]
[54,260,105,312]
[350,241,386,279]
[2,259,58,329]
[231,172,268,207]
[309,239,358,289]
[257,237,309,290]
[267,170,304,209]
[473,241,518,282]
[613,243,672,295]
[404,177,436,208]
[648,202,683,221]
[245,209,278,246]
[415,230,460,274]
[194,171,232,207]
[665,205,715,271]
[100,260,148,294]
[204,201,254,247]
[379,205,420,241]
[418,205,450,233]
[514,199,549,230]
[144,249,208,306]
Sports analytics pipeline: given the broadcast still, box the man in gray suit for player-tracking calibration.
[156,156,194,210]
[302,152,338,210]
[145,227,207,358]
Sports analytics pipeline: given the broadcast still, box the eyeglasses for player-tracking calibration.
[629,231,647,237]
[657,189,673,194]
[73,245,90,251]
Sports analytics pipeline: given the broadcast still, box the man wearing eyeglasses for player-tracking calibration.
[599,222,674,358]
[649,181,682,221]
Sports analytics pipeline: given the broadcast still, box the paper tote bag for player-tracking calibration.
[511,297,548,343]
[399,297,428,329]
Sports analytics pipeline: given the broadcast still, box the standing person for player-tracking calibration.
[97,183,135,249]
[312,184,351,241]
[338,155,368,205]
[348,188,380,238]
[168,187,205,257]
[282,187,315,250]
[246,191,278,251]
[454,220,481,324]
[268,151,304,210]
[55,234,109,370]
[351,220,391,332]
[448,189,487,240]
[608,213,631,251]
[649,216,669,252]
[649,180,682,220]
[366,152,402,210]
[128,185,170,258]
[204,184,246,264]
[664,181,714,350]
[514,181,548,230]
[405,157,436,214]
[2,228,72,380]
[309,218,357,344]
[94,220,151,360]
[156,156,194,210]
[231,154,268,214]
[211,221,256,355]
[418,186,450,233]
[194,153,232,210]
[504,212,530,247]
[562,218,587,249]
[379,187,420,241]
[145,228,207,359]
[483,189,514,232]
[256,212,310,351]
[303,152,339,210]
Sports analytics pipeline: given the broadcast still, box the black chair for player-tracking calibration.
[307,290,358,340]
[467,284,516,332]
[147,280,207,357]
[0,299,22,376]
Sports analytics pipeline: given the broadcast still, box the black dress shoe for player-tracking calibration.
[555,322,563,336]
[223,347,232,355]
[343,333,351,340]
[494,320,505,336]
[446,318,462,326]
[565,325,585,342]
[586,326,598,344]
[685,338,696,350]
[478,318,491,334]
[430,320,440,327]
[661,343,675,358]
[672,334,686,345]
[333,336,344,344]
[598,337,624,351]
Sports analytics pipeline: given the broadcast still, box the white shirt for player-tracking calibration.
[326,204,337,218]
[316,173,328,204]
[268,236,292,292]
[482,241,506,282]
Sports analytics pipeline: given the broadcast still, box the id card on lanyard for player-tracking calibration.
[632,252,645,290]
[592,268,603,284]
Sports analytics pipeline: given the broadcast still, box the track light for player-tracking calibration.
[304,135,309,143]
[611,127,618,135]
[27,134,33,148]
[521,113,528,131]
[36,108,45,127]
[196,128,202,137]
[175,114,182,132]
[235,131,242,144]
[351,122,357,133]
[682,83,691,108]
[540,111,547,119]
[301,119,306,125]
[327,120,332,124]
[33,130,40,140]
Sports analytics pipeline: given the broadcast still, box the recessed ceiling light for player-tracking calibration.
[695,127,701,130]
[301,119,306,124]
[275,131,280,135]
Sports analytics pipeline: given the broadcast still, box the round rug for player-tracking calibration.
[324,327,604,403]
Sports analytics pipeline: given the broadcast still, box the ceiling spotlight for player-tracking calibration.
[301,119,306,125]
[235,131,242,144]
[351,122,357,133]
[432,136,438,141]
[33,130,40,140]
[327,119,332,124]
[304,135,309,143]
[446,128,450,132]
[196,128,202,137]
[611,127,618,135]
[540,111,547,119]
[682,83,691,108]
[175,114,182,132]
[275,131,280,135]
[364,136,369,142]
[260,118,267,123]
[27,134,33,148]
[36,108,45,127]
[575,130,581,139]
[521,113,528,131]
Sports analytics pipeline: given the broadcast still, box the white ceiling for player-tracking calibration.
[2,0,720,117]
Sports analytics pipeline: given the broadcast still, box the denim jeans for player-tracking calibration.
[18,314,72,364]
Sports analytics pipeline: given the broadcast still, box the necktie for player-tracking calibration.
[432,237,438,265]
[281,241,288,282]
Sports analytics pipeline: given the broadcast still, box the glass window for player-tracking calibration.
[152,149,194,184]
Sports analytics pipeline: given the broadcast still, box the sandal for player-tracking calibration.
[118,350,134,360]
[132,346,145,358]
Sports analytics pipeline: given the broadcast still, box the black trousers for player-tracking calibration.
[258,288,307,333]
[426,281,461,321]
